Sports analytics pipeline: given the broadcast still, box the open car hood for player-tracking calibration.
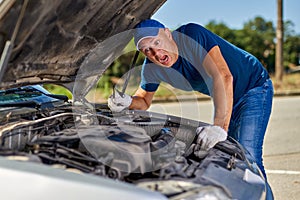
[0,0,166,96]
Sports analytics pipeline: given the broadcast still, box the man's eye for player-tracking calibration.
[142,48,151,55]
[154,40,160,46]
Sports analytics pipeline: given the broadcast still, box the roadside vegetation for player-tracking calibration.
[44,16,300,102]
[272,73,300,92]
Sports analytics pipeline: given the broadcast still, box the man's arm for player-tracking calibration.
[130,86,156,110]
[202,45,233,131]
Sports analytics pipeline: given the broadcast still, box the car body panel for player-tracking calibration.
[0,157,167,200]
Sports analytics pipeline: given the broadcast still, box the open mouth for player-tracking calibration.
[159,55,169,65]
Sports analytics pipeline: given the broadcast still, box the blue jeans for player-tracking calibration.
[228,79,273,177]
[228,79,274,199]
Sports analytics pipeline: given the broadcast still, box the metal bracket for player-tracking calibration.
[120,50,140,95]
[0,0,28,82]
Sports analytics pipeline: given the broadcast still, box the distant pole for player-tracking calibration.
[275,0,284,82]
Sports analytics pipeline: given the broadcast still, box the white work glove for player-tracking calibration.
[195,125,227,151]
[108,90,132,112]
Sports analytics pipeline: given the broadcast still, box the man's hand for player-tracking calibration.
[108,90,132,112]
[195,125,227,151]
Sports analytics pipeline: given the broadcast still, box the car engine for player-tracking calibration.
[0,100,266,199]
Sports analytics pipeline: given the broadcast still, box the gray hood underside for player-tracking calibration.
[0,0,166,98]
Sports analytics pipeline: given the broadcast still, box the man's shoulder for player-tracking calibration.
[174,23,211,39]
[173,23,214,47]
[176,23,206,32]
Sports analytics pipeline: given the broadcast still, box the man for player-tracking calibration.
[108,19,273,182]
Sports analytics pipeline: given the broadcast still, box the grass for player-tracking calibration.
[271,73,300,92]
[43,84,73,99]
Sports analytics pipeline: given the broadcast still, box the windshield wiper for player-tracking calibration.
[45,94,68,102]
[0,101,40,109]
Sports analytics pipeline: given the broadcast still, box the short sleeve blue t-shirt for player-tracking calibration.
[140,23,269,105]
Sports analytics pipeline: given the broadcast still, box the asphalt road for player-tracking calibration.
[149,96,300,200]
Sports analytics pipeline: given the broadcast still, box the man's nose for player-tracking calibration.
[150,48,161,57]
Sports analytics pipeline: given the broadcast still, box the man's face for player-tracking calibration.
[138,28,178,67]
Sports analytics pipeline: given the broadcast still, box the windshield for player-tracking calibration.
[0,85,65,105]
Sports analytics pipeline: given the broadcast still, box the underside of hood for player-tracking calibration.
[0,0,166,97]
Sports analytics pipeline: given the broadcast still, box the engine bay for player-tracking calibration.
[0,101,265,199]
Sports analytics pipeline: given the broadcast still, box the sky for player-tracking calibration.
[153,0,300,34]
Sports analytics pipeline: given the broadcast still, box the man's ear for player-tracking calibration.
[164,28,172,39]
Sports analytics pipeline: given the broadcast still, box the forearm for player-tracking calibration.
[129,96,151,110]
[213,99,232,131]
[213,74,233,131]
[202,46,233,131]
[129,87,155,110]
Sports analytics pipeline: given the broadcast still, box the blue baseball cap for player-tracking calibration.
[134,19,165,50]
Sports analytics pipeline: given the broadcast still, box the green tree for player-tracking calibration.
[237,17,276,73]
[205,20,236,43]
[283,20,300,71]
[284,35,300,70]
[205,17,276,73]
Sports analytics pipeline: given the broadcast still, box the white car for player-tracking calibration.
[0,0,267,199]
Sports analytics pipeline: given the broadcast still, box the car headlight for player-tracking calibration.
[137,180,230,200]
[171,185,230,200]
